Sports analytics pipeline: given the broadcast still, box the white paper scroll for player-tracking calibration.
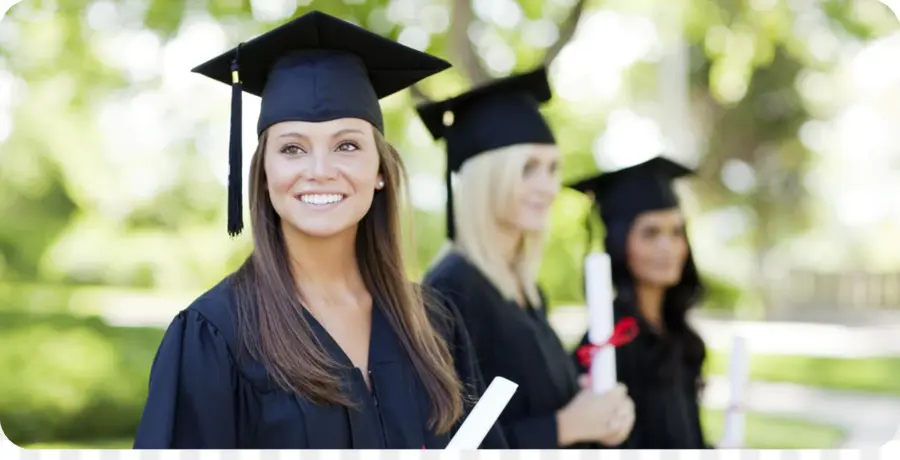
[445,377,518,450]
[720,335,749,448]
[584,252,617,394]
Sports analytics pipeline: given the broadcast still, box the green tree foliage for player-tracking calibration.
[0,0,896,303]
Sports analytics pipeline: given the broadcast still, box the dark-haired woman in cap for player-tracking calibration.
[569,156,711,449]
[132,11,507,449]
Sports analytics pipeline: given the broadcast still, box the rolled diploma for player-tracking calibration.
[721,335,749,448]
[445,377,518,450]
[585,252,616,394]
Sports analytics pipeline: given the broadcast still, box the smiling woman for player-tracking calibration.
[261,120,386,238]
[130,10,507,450]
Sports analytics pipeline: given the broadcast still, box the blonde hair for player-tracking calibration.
[440,144,547,307]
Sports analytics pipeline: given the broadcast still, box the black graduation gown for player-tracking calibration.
[424,252,599,449]
[572,300,708,449]
[132,275,508,449]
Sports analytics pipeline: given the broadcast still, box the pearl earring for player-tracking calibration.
[377,179,385,189]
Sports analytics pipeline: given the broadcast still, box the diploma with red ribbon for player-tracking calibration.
[575,316,639,369]
[579,252,639,393]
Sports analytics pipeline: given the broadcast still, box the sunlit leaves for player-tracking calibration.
[6,9,66,71]
[143,0,187,37]
[0,156,76,282]
[822,0,898,40]
[302,0,376,26]
[208,0,253,19]
[0,0,896,307]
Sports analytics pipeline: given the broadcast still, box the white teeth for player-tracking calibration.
[300,194,344,205]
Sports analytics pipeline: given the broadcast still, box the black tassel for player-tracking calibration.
[227,44,243,237]
[445,166,455,241]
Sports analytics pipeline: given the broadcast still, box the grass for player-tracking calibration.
[21,439,133,449]
[0,303,868,450]
[563,334,900,396]
[706,351,900,396]
[19,411,844,449]
[702,409,845,449]
[0,311,164,445]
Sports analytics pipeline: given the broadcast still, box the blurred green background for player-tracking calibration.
[2,0,900,450]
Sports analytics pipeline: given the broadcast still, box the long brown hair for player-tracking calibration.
[231,127,464,433]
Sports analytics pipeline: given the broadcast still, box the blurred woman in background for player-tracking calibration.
[569,156,711,449]
[417,68,635,449]
[132,11,506,449]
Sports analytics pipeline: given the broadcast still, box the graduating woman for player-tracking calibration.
[132,11,507,449]
[569,156,711,449]
[417,68,635,449]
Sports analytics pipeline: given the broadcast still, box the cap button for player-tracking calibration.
[442,110,454,127]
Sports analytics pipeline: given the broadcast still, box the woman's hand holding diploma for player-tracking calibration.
[556,382,634,447]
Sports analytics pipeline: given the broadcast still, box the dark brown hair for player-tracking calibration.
[605,217,707,387]
[232,128,464,433]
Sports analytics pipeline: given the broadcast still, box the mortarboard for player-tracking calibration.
[191,11,452,236]
[568,155,693,226]
[570,156,704,313]
[415,67,556,240]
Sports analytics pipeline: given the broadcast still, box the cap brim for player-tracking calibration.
[191,11,451,98]
[415,67,551,141]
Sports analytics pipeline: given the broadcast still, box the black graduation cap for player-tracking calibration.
[569,155,693,226]
[191,11,452,237]
[415,67,556,239]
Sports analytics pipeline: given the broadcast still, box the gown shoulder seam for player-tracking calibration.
[178,307,261,388]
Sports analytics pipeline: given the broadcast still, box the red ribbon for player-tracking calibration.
[575,316,640,367]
